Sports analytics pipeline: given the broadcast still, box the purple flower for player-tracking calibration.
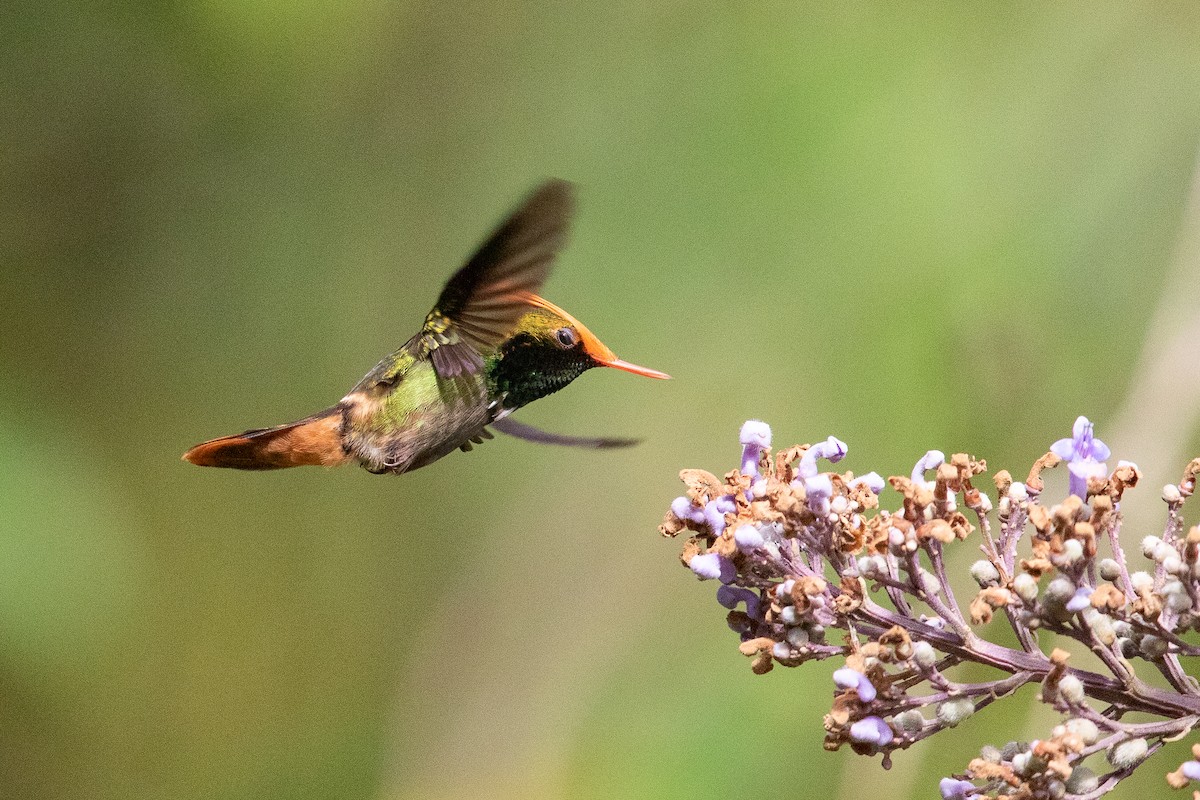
[1182,760,1200,781]
[1050,416,1110,499]
[717,584,762,618]
[670,496,705,524]
[798,436,848,480]
[911,450,946,482]
[806,474,833,515]
[1066,586,1092,613]
[849,471,885,494]
[848,715,893,747]
[703,495,736,536]
[689,552,736,583]
[833,667,877,703]
[733,524,764,553]
[739,420,772,477]
[939,777,975,799]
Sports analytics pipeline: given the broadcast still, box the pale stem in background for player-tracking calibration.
[1108,143,1200,525]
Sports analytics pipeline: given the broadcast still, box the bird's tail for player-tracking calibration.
[182,407,350,470]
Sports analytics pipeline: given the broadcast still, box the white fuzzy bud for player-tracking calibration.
[1057,674,1085,704]
[1000,741,1023,760]
[1011,751,1033,776]
[1061,539,1083,563]
[976,492,993,513]
[893,709,925,733]
[1107,738,1148,770]
[1066,766,1098,794]
[786,626,809,647]
[1164,483,1183,504]
[1141,635,1169,659]
[936,697,975,727]
[1163,580,1192,612]
[830,495,849,515]
[1163,555,1183,576]
[1129,571,1153,592]
[1154,542,1176,564]
[1013,573,1039,603]
[1065,718,1100,745]
[998,497,1012,517]
[780,606,799,626]
[1141,536,1162,559]
[1088,613,1116,645]
[771,642,791,660]
[970,559,1001,586]
[1009,483,1028,502]
[912,640,937,669]
[1098,558,1121,582]
[1046,779,1066,800]
[1046,576,1075,604]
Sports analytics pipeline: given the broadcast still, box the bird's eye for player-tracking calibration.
[555,327,579,348]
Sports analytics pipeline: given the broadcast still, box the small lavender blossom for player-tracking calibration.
[797,436,848,479]
[689,552,735,582]
[716,584,761,618]
[739,420,772,477]
[670,496,704,524]
[849,471,885,494]
[833,667,877,703]
[1181,760,1200,781]
[939,778,975,800]
[806,474,833,515]
[911,449,946,482]
[1050,415,1110,498]
[848,715,893,747]
[703,495,736,536]
[733,524,764,552]
[1065,586,1092,613]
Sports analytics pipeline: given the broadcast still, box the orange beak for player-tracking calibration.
[593,356,672,380]
[525,294,672,380]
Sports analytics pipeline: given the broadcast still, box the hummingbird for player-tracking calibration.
[183,180,670,475]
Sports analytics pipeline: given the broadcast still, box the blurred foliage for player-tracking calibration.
[3,1,1200,799]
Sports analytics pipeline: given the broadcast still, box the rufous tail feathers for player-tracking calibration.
[182,408,349,470]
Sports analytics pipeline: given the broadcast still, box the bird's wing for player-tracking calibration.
[491,417,639,448]
[422,180,574,378]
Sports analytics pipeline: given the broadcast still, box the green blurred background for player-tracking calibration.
[4,2,1200,798]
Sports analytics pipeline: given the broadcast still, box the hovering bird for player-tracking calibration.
[183,180,670,475]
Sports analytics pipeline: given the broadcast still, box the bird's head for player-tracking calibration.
[489,294,670,409]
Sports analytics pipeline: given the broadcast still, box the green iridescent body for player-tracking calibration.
[341,308,593,473]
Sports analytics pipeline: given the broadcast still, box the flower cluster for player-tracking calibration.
[660,417,1200,799]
